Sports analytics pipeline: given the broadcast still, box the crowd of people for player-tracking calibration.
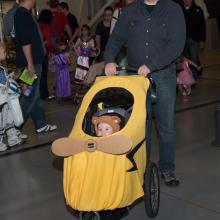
[0,0,212,188]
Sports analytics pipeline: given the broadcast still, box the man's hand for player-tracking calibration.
[138,65,151,77]
[105,63,118,76]
[27,63,36,78]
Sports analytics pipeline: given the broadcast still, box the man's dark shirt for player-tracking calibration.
[14,7,45,68]
[181,3,206,42]
[67,12,79,35]
[145,4,155,13]
[104,0,186,71]
[95,22,111,53]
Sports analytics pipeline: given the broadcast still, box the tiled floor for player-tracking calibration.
[0,50,220,220]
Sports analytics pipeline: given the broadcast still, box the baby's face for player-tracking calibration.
[97,123,113,137]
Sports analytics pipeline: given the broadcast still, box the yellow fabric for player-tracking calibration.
[63,76,150,211]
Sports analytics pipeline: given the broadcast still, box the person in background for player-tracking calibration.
[104,0,186,187]
[59,2,80,44]
[38,9,54,100]
[74,25,96,82]
[54,45,71,100]
[95,7,113,61]
[0,43,23,151]
[181,0,206,78]
[177,55,201,101]
[14,0,57,133]
[47,0,72,46]
[110,0,135,69]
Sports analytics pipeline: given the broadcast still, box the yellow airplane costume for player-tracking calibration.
[52,75,151,212]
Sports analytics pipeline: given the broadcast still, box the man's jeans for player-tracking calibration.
[184,38,200,78]
[151,66,176,173]
[20,64,46,129]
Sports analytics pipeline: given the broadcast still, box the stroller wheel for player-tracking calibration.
[79,212,100,220]
[144,161,160,218]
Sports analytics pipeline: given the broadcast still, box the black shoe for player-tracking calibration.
[161,172,180,187]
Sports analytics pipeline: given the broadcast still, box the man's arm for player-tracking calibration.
[69,27,79,43]
[95,35,101,51]
[14,11,36,76]
[22,44,35,77]
[65,24,72,41]
[69,15,80,43]
[147,5,186,72]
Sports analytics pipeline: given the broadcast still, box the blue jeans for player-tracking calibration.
[184,38,200,78]
[151,66,176,173]
[20,64,46,129]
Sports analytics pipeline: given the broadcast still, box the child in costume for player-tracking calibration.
[177,56,201,101]
[74,25,97,82]
[0,43,23,151]
[54,45,71,99]
[92,115,121,137]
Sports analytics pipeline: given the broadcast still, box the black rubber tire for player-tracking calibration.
[144,161,160,218]
[79,212,100,220]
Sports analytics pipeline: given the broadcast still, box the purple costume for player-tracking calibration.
[54,53,71,98]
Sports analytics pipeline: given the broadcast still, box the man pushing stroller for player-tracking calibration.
[104,0,186,186]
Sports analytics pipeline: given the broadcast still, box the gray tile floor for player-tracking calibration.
[0,52,220,220]
[0,104,220,220]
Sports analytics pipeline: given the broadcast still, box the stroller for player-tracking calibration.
[52,72,160,220]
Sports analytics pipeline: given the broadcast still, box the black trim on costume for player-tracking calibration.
[126,139,146,172]
[76,64,89,71]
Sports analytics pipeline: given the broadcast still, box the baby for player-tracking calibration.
[92,115,121,137]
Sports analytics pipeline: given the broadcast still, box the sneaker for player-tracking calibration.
[8,136,23,147]
[0,142,7,152]
[48,95,55,100]
[7,128,24,147]
[16,130,28,139]
[36,124,57,133]
[161,172,180,187]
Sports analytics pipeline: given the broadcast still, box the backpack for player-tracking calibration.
[3,3,19,37]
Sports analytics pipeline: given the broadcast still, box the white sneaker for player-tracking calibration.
[0,142,7,152]
[36,124,57,133]
[16,130,28,139]
[8,137,23,147]
[7,128,23,147]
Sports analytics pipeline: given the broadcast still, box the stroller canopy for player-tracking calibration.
[63,75,150,211]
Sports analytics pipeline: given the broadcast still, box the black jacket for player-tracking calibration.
[104,0,186,71]
[181,2,206,42]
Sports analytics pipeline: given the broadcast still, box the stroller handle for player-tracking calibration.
[116,66,153,79]
[116,67,157,103]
